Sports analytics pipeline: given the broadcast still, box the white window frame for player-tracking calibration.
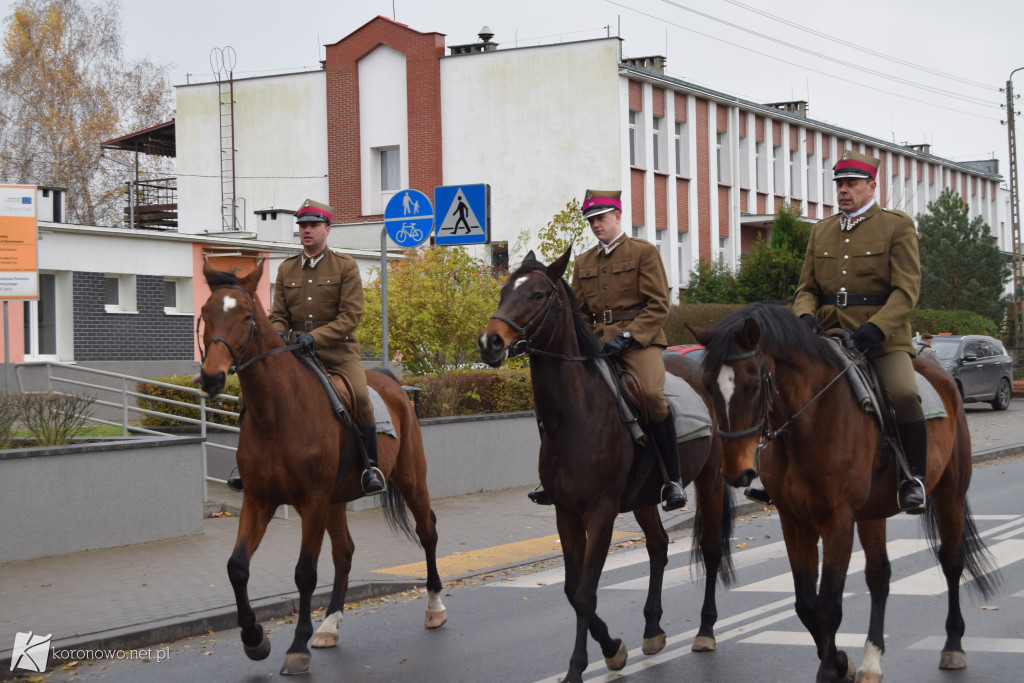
[104,273,137,314]
[163,277,194,316]
[675,121,691,178]
[370,145,401,214]
[755,141,766,191]
[652,116,666,172]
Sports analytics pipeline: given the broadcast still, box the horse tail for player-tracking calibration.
[923,496,1001,600]
[380,482,419,544]
[691,484,737,587]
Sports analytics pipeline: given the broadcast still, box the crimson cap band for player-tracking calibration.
[295,198,334,224]
[581,189,622,219]
[833,150,880,181]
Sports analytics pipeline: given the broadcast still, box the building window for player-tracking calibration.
[675,121,690,178]
[652,116,666,172]
[104,274,137,313]
[380,147,400,192]
[717,133,731,185]
[789,150,799,198]
[773,145,783,195]
[755,141,766,191]
[163,277,193,315]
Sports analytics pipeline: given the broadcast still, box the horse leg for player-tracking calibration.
[395,476,446,628]
[311,503,352,649]
[816,520,857,683]
[932,483,969,670]
[632,505,668,655]
[226,497,277,662]
[854,519,890,683]
[556,508,626,683]
[689,460,731,652]
[280,501,330,676]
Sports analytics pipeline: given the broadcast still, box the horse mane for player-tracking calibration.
[507,258,602,360]
[205,268,240,288]
[701,302,842,371]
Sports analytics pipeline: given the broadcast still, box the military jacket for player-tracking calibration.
[793,203,920,354]
[269,249,364,369]
[571,236,670,347]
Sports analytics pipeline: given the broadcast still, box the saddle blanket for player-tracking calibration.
[917,372,947,420]
[368,387,398,439]
[663,373,712,444]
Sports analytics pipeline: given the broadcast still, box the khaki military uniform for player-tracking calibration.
[269,249,373,425]
[793,202,923,421]
[572,236,671,421]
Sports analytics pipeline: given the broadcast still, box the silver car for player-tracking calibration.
[927,335,1013,411]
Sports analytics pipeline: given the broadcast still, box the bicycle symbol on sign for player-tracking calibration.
[396,222,423,243]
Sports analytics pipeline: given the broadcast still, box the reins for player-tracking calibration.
[197,284,303,375]
[490,274,591,362]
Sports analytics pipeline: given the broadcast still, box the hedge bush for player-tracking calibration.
[400,368,534,418]
[909,308,1001,338]
[136,374,241,427]
[664,303,745,345]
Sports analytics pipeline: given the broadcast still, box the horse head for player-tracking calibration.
[478,248,571,367]
[689,313,771,487]
[197,259,266,397]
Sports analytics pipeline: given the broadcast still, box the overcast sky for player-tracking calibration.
[6,0,1022,184]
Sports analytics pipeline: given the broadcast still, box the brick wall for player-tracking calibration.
[73,272,193,361]
[324,17,445,223]
[676,179,689,232]
[631,168,646,225]
[695,98,711,259]
[654,174,667,230]
[629,80,643,111]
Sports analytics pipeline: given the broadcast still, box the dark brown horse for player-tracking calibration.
[196,260,445,676]
[478,250,735,683]
[690,302,997,683]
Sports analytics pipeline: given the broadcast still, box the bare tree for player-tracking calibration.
[0,0,173,226]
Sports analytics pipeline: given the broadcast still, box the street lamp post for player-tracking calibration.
[1005,67,1024,350]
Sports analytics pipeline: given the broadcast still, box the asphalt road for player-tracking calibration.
[27,445,1024,682]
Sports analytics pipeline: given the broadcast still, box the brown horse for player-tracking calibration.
[690,302,997,683]
[196,260,445,676]
[478,251,735,683]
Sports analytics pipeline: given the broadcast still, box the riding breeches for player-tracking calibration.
[617,344,669,422]
[328,357,375,427]
[871,350,923,424]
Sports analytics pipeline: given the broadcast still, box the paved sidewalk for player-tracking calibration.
[1,402,1022,676]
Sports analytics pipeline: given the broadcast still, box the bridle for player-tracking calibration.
[489,273,587,361]
[197,285,298,374]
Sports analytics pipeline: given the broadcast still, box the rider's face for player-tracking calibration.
[299,221,330,255]
[587,210,623,244]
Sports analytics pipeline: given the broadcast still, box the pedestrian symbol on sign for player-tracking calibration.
[437,190,483,238]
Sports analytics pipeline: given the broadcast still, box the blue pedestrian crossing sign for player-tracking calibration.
[384,189,433,248]
[433,184,490,245]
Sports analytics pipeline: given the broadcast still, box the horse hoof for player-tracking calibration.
[642,633,666,655]
[242,633,271,661]
[939,649,967,670]
[605,640,628,671]
[310,632,338,648]
[839,650,856,682]
[280,652,311,676]
[425,608,448,629]
[691,635,717,652]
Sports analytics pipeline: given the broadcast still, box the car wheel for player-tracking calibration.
[991,378,1012,411]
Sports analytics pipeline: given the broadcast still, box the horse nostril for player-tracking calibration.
[489,333,504,352]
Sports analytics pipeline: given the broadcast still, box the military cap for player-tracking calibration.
[580,190,622,219]
[833,150,880,181]
[295,198,335,224]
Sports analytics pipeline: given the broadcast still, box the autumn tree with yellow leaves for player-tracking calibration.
[0,0,173,225]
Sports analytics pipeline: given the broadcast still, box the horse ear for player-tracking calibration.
[686,323,710,346]
[524,250,538,265]
[239,259,265,292]
[547,247,571,281]
[737,317,761,351]
[202,257,218,284]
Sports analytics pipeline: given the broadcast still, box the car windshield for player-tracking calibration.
[929,338,962,361]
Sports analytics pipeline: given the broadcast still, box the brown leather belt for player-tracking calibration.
[819,292,889,308]
[592,309,641,324]
[302,320,334,331]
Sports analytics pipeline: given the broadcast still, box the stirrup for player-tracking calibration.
[527,484,552,506]
[744,487,772,506]
[660,481,687,512]
[898,477,926,514]
[361,467,386,495]
[226,466,243,491]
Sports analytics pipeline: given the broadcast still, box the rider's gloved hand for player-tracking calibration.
[276,330,289,344]
[602,331,632,358]
[295,332,316,353]
[799,314,823,334]
[852,323,885,351]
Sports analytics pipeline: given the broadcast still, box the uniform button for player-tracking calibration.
[602,267,607,273]
[866,251,872,255]
[844,238,850,243]
[308,279,313,283]
[840,287,847,292]
[823,251,829,256]
[308,314,313,318]
[307,297,312,301]
[603,285,608,291]
[843,255,849,260]
[842,270,847,276]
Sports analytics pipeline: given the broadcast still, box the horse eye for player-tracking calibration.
[530,291,545,301]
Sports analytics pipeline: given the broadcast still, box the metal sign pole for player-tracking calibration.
[3,301,9,394]
[381,227,389,371]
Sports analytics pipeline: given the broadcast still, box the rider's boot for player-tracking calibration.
[227,474,244,491]
[358,424,386,495]
[527,484,552,505]
[744,486,772,506]
[897,418,927,514]
[650,413,687,511]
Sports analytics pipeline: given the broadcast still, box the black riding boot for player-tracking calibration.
[359,424,386,495]
[651,413,687,511]
[527,485,552,505]
[744,486,772,506]
[226,472,244,491]
[897,418,927,514]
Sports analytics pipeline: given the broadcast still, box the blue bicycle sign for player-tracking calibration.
[384,190,433,248]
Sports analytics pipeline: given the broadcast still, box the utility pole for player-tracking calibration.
[1006,68,1024,350]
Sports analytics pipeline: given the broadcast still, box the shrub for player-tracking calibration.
[401,368,534,418]
[664,303,745,345]
[19,391,96,446]
[0,392,21,448]
[910,308,1000,338]
[136,374,240,427]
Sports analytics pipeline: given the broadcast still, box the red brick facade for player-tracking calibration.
[323,17,444,223]
[695,98,712,260]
